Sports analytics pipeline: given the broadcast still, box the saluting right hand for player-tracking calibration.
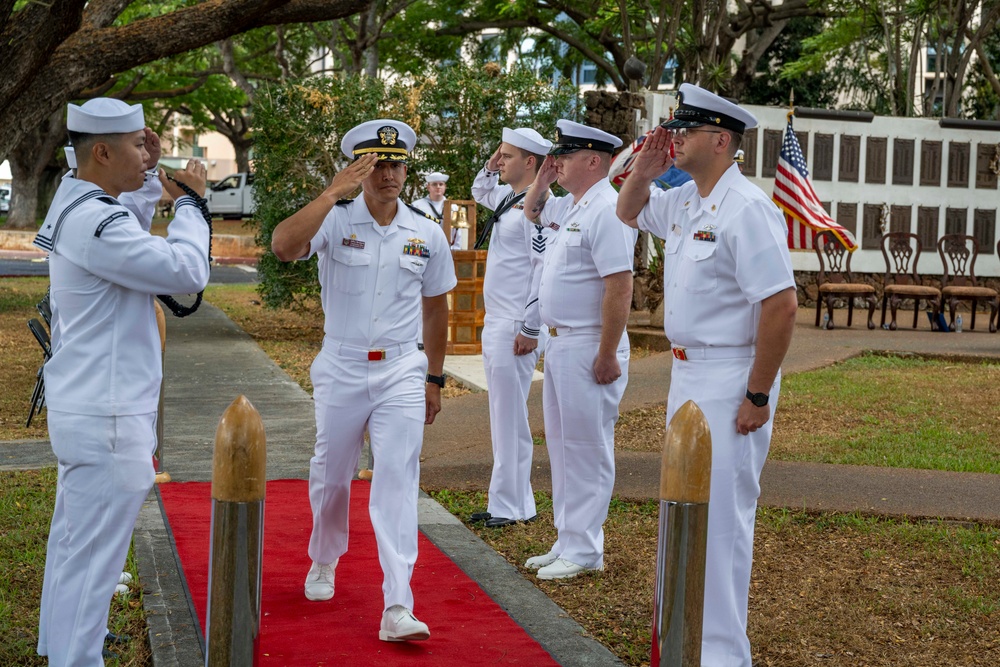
[486,146,502,172]
[325,153,378,200]
[629,127,674,181]
[536,155,559,188]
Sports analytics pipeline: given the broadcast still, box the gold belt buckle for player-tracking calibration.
[548,326,558,337]
[367,349,386,361]
[672,346,687,361]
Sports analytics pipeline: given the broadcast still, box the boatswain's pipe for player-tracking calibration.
[206,395,266,666]
[651,400,712,667]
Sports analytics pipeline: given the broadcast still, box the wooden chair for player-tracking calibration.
[879,232,942,330]
[937,234,998,332]
[814,230,876,329]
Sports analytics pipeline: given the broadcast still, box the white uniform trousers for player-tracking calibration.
[308,345,427,611]
[481,314,544,520]
[542,330,629,568]
[665,355,780,667]
[38,410,156,667]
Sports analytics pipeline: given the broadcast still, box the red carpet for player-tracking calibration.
[159,480,559,665]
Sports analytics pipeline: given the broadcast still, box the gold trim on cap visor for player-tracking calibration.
[354,147,409,156]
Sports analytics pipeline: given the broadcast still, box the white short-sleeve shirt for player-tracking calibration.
[309,197,457,347]
[537,179,637,329]
[637,163,795,348]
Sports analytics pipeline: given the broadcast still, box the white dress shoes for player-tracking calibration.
[535,557,603,580]
[524,550,559,570]
[304,560,338,601]
[379,605,430,642]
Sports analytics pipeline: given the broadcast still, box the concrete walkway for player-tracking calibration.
[3,302,999,666]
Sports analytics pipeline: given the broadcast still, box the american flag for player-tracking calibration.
[772,116,858,251]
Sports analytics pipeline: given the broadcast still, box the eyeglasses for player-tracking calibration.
[672,127,723,138]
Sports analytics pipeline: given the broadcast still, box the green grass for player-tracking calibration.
[772,353,1000,473]
[0,469,150,665]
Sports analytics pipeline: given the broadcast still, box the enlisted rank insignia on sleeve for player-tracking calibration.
[403,239,430,257]
[532,225,546,253]
[342,234,365,249]
[94,211,129,237]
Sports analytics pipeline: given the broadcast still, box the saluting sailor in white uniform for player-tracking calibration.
[617,83,798,667]
[35,98,210,667]
[468,127,554,528]
[271,119,457,643]
[412,171,464,249]
[520,120,637,580]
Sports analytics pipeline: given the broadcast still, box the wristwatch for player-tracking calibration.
[426,373,446,388]
[745,390,769,407]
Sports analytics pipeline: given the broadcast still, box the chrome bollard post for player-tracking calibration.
[154,302,170,483]
[206,395,266,666]
[651,400,712,667]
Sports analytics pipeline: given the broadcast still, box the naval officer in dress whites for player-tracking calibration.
[469,127,554,528]
[271,119,457,642]
[520,120,637,580]
[617,83,798,667]
[35,98,210,667]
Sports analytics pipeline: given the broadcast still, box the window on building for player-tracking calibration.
[892,139,914,186]
[762,129,782,178]
[837,203,858,237]
[813,134,833,181]
[862,204,883,250]
[865,137,886,184]
[919,140,942,186]
[974,209,996,251]
[917,206,939,253]
[839,135,860,182]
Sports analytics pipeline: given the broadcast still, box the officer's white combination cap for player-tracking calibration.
[663,83,758,133]
[425,172,449,183]
[67,98,144,134]
[502,127,553,156]
[341,119,417,164]
[550,119,623,155]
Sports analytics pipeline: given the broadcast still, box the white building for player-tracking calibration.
[641,92,1000,276]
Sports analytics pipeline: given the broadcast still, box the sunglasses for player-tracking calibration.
[671,127,723,138]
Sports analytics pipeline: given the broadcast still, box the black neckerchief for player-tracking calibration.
[474,187,527,250]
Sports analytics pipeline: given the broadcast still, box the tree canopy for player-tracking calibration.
[0,0,369,162]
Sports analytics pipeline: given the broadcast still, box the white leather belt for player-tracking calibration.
[671,345,754,361]
[547,325,602,337]
[326,339,418,361]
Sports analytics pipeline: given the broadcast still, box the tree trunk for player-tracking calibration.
[5,110,64,230]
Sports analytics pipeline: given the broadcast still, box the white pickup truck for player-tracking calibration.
[207,172,255,219]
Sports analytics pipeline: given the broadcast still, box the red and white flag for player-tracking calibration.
[772,116,858,251]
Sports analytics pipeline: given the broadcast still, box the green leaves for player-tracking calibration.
[251,66,577,309]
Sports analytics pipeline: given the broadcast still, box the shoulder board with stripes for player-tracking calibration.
[406,203,438,222]
[336,198,353,206]
[33,190,108,252]
[94,211,130,237]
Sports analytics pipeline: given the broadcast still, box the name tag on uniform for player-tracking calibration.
[342,237,365,249]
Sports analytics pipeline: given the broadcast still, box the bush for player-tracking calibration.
[252,65,578,308]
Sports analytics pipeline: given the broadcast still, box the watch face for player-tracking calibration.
[751,393,767,407]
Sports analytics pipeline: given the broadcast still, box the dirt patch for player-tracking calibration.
[437,490,1000,667]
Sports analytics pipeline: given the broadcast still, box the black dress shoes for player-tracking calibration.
[469,511,492,523]
[485,514,538,528]
[485,516,516,528]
